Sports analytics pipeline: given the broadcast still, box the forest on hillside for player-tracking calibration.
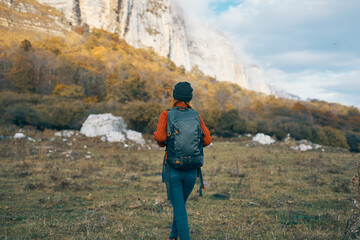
[0,28,359,151]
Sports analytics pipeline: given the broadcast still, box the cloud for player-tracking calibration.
[266,51,360,72]
[175,0,360,108]
[265,68,360,107]
[215,0,360,57]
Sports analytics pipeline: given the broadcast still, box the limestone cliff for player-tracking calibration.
[35,0,271,92]
[34,0,192,70]
[1,0,271,94]
[186,25,249,88]
[244,65,271,94]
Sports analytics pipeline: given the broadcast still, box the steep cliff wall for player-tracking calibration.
[186,25,249,88]
[118,0,192,70]
[34,0,263,91]
[34,0,81,25]
[2,0,271,94]
[244,65,271,94]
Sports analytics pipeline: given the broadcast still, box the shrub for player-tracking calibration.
[346,134,360,152]
[5,104,50,129]
[20,39,32,52]
[284,121,312,141]
[322,127,349,149]
[46,100,89,129]
[215,109,247,137]
[121,101,163,133]
[311,127,349,149]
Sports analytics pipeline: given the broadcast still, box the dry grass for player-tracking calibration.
[0,128,359,239]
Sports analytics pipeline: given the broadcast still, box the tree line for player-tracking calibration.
[0,28,359,151]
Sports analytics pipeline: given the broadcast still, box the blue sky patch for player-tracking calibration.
[209,0,243,14]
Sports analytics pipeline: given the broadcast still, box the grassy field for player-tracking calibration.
[0,128,359,239]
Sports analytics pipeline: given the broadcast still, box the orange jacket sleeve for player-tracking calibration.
[153,111,212,147]
[199,115,212,147]
[153,110,168,147]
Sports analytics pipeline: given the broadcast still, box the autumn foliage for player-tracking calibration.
[0,28,359,151]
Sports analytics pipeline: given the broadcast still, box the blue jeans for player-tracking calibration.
[168,166,197,240]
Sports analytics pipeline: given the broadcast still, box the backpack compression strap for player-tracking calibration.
[164,163,205,199]
[198,168,206,196]
[163,153,171,200]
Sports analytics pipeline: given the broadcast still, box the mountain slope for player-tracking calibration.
[0,0,71,35]
[30,0,270,94]
[0,25,359,151]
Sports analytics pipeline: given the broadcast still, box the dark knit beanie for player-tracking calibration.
[173,82,193,102]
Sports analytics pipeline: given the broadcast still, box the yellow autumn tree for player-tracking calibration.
[6,55,37,93]
[53,84,84,98]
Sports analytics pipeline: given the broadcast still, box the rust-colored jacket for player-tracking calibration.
[154,102,212,147]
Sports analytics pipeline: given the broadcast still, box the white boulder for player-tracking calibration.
[14,133,36,142]
[80,113,145,145]
[55,130,76,138]
[314,144,322,149]
[290,140,323,152]
[62,130,75,138]
[81,114,127,138]
[252,133,275,145]
[106,131,126,143]
[298,144,312,152]
[27,137,36,142]
[54,132,62,137]
[14,133,26,139]
[126,130,145,146]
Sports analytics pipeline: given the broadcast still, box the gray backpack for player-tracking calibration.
[166,106,204,169]
[162,106,205,198]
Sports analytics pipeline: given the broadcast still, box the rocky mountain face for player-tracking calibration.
[244,65,271,94]
[1,0,271,94]
[186,25,249,88]
[0,0,71,35]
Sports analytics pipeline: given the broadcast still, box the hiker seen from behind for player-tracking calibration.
[154,81,212,240]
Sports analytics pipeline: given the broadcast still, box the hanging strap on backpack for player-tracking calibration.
[198,167,206,196]
[163,158,206,199]
[162,152,171,200]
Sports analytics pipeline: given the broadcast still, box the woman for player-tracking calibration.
[154,81,212,240]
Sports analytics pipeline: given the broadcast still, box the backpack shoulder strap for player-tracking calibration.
[168,106,189,112]
[166,107,190,133]
[190,108,201,121]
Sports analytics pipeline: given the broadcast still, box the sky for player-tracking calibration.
[175,0,360,108]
